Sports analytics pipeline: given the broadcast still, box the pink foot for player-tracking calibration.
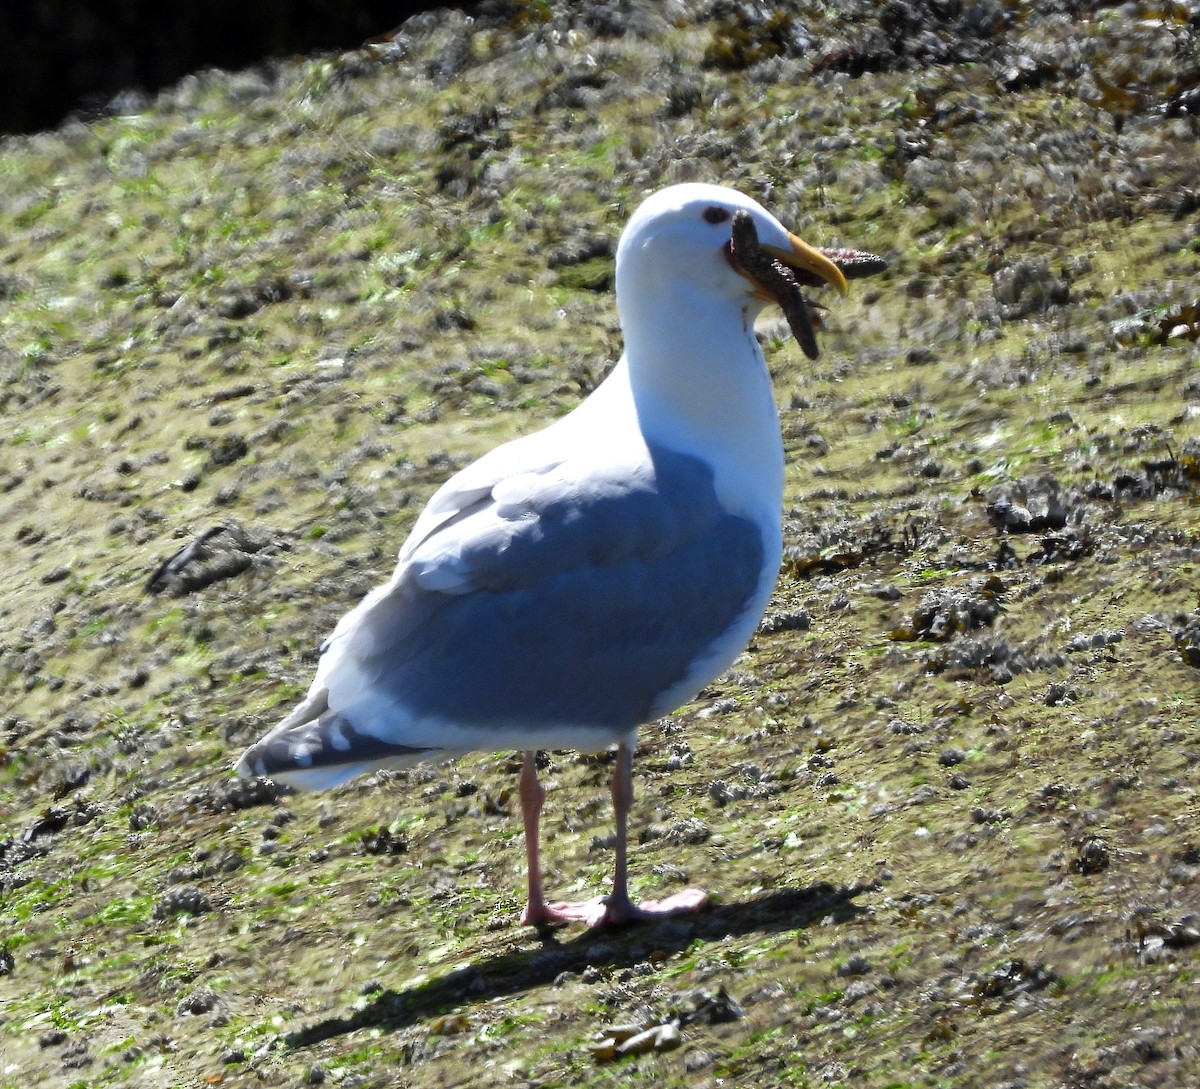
[522,888,708,929]
[520,897,609,928]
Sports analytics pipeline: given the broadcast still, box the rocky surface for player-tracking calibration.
[2,2,1199,1087]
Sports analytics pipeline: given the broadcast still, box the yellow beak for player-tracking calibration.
[765,232,849,297]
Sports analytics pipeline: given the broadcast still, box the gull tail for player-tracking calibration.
[234,688,437,791]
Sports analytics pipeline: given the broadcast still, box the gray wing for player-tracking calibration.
[238,443,765,784]
[344,444,764,725]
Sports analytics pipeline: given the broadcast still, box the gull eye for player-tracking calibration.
[703,205,731,225]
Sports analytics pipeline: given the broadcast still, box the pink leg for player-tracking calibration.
[518,750,559,926]
[518,744,707,929]
[597,740,708,926]
[518,749,609,927]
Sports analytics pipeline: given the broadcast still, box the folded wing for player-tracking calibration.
[236,439,765,787]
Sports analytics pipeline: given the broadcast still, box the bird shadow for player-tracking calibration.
[283,880,872,1050]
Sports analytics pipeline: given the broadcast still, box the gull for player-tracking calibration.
[236,182,874,927]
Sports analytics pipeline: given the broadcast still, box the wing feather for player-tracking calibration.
[237,424,766,785]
